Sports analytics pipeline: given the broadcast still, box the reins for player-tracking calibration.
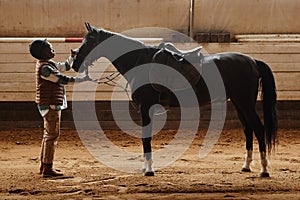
[84,68,138,111]
[93,70,122,86]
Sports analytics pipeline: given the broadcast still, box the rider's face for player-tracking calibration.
[43,41,55,59]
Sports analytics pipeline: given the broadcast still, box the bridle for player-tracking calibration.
[83,66,136,111]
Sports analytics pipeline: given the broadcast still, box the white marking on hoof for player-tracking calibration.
[242,150,253,172]
[142,159,154,176]
[260,152,270,177]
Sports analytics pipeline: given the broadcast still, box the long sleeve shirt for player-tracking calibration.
[37,56,74,117]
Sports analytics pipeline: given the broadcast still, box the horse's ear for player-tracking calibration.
[85,22,98,33]
[90,25,97,33]
[85,22,92,32]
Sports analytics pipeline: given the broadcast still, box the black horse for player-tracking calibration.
[72,23,277,177]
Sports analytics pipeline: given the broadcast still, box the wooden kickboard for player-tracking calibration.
[0,42,299,101]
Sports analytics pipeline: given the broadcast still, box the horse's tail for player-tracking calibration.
[256,60,278,153]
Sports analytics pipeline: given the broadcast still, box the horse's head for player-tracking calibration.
[72,23,103,73]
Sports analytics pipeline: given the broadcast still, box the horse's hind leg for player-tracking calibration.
[244,109,270,177]
[232,98,270,177]
[239,115,254,172]
[232,101,253,172]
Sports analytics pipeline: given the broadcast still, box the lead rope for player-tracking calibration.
[84,68,139,112]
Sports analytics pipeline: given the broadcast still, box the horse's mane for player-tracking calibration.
[91,28,145,49]
[76,28,146,69]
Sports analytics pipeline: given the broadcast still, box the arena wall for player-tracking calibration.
[0,0,299,37]
[193,0,300,35]
[0,41,299,129]
[0,0,299,129]
[0,0,190,37]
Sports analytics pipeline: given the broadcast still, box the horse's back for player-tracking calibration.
[201,52,260,100]
[204,52,256,69]
[203,52,259,80]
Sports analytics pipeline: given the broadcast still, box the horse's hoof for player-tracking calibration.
[143,171,155,176]
[241,168,251,172]
[260,172,270,177]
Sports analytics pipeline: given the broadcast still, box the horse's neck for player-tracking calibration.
[107,45,157,75]
[95,30,160,74]
[95,31,143,72]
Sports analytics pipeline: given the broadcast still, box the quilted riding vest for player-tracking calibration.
[35,60,65,105]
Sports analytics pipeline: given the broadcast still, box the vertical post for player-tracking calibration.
[189,0,195,40]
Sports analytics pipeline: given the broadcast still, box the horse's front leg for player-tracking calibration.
[141,103,155,176]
